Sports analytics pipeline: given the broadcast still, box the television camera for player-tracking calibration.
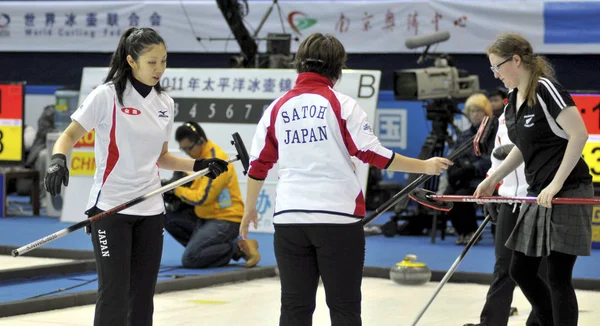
[393,31,480,101]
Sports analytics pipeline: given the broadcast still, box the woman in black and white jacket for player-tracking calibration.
[467,109,546,326]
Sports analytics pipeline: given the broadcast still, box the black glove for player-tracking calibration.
[84,206,100,235]
[493,144,515,161]
[484,202,500,224]
[447,160,475,188]
[193,158,229,179]
[44,153,69,197]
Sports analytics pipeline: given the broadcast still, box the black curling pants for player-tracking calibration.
[480,203,547,326]
[510,250,578,326]
[89,208,164,326]
[274,221,365,326]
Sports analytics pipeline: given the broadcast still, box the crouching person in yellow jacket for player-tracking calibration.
[163,121,260,268]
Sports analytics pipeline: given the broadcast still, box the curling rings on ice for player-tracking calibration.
[389,254,431,286]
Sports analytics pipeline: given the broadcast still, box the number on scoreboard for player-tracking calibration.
[0,82,26,165]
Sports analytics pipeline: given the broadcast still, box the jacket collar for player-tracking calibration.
[296,72,334,88]
[198,139,215,158]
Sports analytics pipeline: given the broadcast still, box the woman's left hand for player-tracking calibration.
[537,182,562,208]
[239,209,258,240]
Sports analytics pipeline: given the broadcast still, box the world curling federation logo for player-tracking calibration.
[287,11,317,36]
[0,13,11,37]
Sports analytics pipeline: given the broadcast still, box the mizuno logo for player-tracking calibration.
[158,110,169,118]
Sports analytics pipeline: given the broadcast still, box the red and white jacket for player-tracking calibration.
[248,72,393,224]
[488,110,528,198]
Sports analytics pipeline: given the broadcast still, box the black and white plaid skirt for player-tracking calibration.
[505,182,594,257]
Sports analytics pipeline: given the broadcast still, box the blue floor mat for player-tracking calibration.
[2,212,600,304]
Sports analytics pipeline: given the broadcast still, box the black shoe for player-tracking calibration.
[464,231,482,245]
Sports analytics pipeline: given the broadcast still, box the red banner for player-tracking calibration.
[573,94,600,135]
[0,84,24,120]
[74,129,95,148]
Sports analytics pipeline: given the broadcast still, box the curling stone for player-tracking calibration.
[389,254,431,286]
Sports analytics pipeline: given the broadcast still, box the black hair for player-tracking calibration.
[292,33,347,81]
[175,121,206,143]
[489,87,508,99]
[105,27,166,106]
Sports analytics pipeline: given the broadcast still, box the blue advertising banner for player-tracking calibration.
[544,1,600,44]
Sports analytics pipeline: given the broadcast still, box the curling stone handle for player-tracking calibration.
[405,254,418,261]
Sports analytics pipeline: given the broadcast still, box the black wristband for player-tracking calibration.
[193,159,204,172]
[51,153,67,162]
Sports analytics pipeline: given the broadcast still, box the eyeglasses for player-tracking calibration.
[179,138,205,153]
[490,57,513,74]
[179,139,198,152]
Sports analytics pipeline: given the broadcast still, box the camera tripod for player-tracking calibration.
[381,98,461,241]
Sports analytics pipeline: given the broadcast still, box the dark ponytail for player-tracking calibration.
[524,55,555,107]
[105,27,166,106]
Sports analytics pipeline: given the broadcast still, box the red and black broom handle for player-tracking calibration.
[423,194,600,205]
[361,136,475,226]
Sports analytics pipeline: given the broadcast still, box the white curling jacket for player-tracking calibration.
[248,72,394,224]
[488,111,528,197]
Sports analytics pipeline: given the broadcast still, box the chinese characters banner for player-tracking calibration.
[0,1,598,54]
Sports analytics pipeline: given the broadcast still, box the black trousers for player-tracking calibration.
[448,187,479,236]
[480,203,547,326]
[510,250,578,326]
[274,221,365,326]
[89,208,164,326]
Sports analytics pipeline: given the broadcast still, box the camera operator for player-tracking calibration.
[441,93,493,245]
[162,121,260,268]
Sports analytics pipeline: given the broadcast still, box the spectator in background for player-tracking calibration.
[163,121,261,269]
[443,93,493,245]
[24,105,56,201]
[488,88,508,118]
[24,124,36,152]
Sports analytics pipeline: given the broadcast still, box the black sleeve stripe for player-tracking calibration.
[539,78,567,109]
[248,175,265,181]
[384,152,395,169]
